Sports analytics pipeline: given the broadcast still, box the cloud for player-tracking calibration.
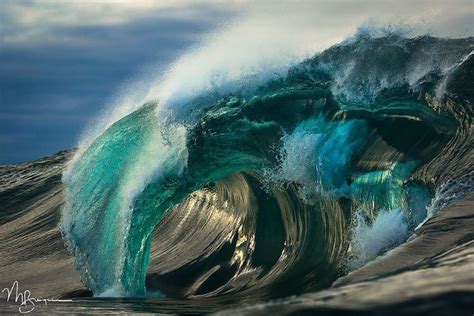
[0,0,247,45]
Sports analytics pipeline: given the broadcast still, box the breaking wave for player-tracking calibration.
[61,32,473,300]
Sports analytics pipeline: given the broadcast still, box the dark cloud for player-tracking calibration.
[0,7,233,164]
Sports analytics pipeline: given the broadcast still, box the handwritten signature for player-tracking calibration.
[2,281,72,314]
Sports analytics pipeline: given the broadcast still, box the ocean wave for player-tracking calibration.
[61,34,473,299]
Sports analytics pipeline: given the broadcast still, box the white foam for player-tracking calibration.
[349,208,409,269]
[276,129,322,200]
[96,287,121,298]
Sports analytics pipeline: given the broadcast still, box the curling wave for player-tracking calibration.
[61,34,473,299]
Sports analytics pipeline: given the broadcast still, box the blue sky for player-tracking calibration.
[0,1,242,164]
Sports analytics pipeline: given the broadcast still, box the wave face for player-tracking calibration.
[61,35,473,298]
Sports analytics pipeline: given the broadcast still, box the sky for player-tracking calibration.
[0,0,472,164]
[0,0,245,164]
